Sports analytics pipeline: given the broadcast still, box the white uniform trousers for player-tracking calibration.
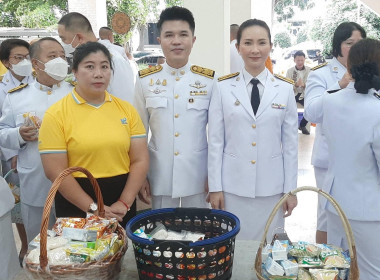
[0,211,20,279]
[314,166,328,231]
[327,212,380,279]
[152,193,209,209]
[224,193,283,241]
[21,203,55,243]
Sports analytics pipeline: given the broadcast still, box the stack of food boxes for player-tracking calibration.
[261,240,350,279]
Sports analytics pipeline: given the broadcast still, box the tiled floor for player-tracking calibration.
[12,126,319,254]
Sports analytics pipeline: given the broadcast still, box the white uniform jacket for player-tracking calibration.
[0,71,34,161]
[98,40,135,103]
[134,63,217,198]
[304,58,346,168]
[322,83,380,221]
[208,69,298,197]
[0,81,73,207]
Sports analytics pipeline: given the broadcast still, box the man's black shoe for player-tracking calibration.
[299,126,310,135]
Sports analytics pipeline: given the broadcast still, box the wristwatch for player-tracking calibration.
[87,202,98,214]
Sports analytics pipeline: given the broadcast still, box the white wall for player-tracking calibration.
[68,0,107,37]
[230,0,273,28]
[184,0,230,75]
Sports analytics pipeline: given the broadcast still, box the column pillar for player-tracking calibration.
[184,0,230,75]
[230,0,273,27]
[67,0,107,38]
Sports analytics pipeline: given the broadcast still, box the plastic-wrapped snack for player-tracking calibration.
[289,241,321,257]
[69,241,96,249]
[272,240,288,261]
[8,182,20,203]
[184,231,205,242]
[133,228,152,239]
[23,112,41,129]
[66,247,93,263]
[84,215,118,238]
[48,247,72,265]
[309,269,339,280]
[262,244,272,263]
[166,230,187,240]
[265,256,284,276]
[62,227,98,242]
[269,276,297,280]
[280,258,298,276]
[320,248,349,268]
[297,268,313,280]
[297,257,323,267]
[28,230,57,249]
[53,217,86,235]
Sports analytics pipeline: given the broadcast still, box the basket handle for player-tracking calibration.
[254,186,359,280]
[39,167,105,269]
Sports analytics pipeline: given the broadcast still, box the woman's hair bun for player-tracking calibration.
[351,62,380,94]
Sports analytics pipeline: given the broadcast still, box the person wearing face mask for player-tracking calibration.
[58,12,135,103]
[0,39,34,264]
[304,22,366,244]
[208,19,298,240]
[0,37,73,245]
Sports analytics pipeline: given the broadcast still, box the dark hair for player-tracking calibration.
[0,39,30,62]
[157,6,195,35]
[58,12,93,34]
[237,19,271,46]
[332,22,366,58]
[72,41,113,72]
[348,38,380,94]
[29,37,62,59]
[294,51,305,58]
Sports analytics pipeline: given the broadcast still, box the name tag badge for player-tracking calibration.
[271,103,286,109]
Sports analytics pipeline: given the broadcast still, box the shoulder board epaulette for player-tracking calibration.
[32,70,37,78]
[218,72,240,82]
[138,65,163,78]
[191,65,215,79]
[274,74,295,85]
[70,81,77,86]
[8,83,28,93]
[311,62,328,71]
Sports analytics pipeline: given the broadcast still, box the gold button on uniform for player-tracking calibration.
[175,77,180,81]
[175,94,179,99]
[252,142,256,146]
[252,124,256,128]
[174,151,179,156]
[251,160,256,164]
[175,114,179,118]
[47,90,52,95]
[175,132,179,137]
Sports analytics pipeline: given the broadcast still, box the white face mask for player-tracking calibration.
[38,57,69,81]
[10,59,32,77]
[61,34,77,58]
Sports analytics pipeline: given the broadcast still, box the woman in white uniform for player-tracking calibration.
[321,38,380,279]
[304,22,366,244]
[208,19,298,240]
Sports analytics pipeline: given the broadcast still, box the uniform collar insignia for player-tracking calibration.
[190,80,206,89]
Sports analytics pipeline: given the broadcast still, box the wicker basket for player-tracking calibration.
[126,208,240,280]
[24,167,128,280]
[254,186,359,280]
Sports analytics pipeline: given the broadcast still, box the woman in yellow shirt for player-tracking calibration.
[39,42,149,227]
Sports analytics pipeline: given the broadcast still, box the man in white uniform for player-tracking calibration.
[134,6,215,209]
[0,37,73,242]
[98,26,130,61]
[58,13,135,103]
[230,24,244,73]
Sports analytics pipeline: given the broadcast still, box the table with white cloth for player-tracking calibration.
[13,240,260,280]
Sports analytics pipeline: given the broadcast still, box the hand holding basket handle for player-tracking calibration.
[254,186,359,280]
[39,167,105,269]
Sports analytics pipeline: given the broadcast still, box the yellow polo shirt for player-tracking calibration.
[39,89,146,178]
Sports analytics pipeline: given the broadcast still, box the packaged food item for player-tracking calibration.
[23,112,41,129]
[318,244,349,268]
[69,241,96,249]
[166,230,186,240]
[85,215,117,238]
[272,240,288,261]
[309,269,339,280]
[184,231,205,242]
[280,259,298,276]
[62,227,98,242]
[262,244,272,263]
[265,256,284,276]
[297,268,313,280]
[48,247,72,265]
[133,228,152,239]
[8,182,20,203]
[150,223,168,240]
[289,241,321,258]
[297,257,323,267]
[53,217,86,235]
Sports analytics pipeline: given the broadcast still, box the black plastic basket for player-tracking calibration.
[126,208,240,280]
